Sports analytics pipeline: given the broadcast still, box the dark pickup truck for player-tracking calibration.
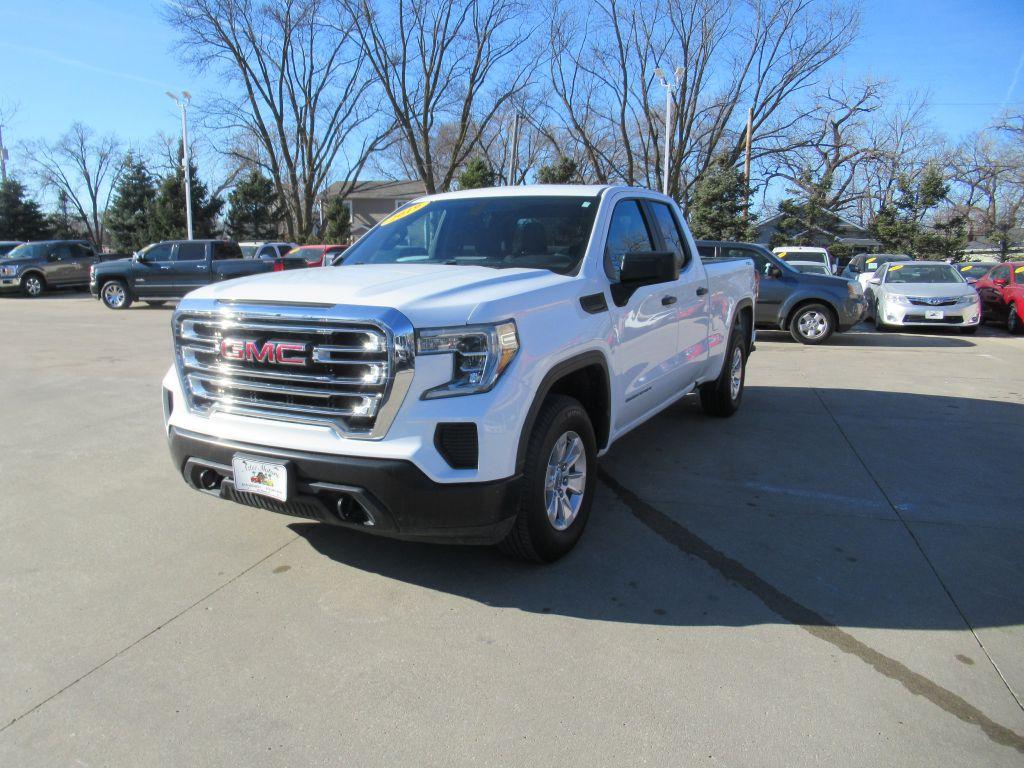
[1,240,120,297]
[697,240,865,344]
[90,239,273,309]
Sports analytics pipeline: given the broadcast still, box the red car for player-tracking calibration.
[283,244,349,268]
[973,261,1024,334]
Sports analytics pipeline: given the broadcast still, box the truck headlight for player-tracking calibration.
[1,265,17,277]
[416,321,519,399]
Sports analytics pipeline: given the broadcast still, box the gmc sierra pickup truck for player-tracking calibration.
[90,239,273,309]
[163,186,756,561]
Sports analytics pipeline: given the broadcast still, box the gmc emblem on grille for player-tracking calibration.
[220,338,308,366]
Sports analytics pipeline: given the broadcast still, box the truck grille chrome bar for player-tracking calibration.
[173,301,415,438]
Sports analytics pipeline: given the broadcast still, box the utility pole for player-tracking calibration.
[743,107,753,221]
[166,91,194,240]
[0,123,7,185]
[508,112,522,185]
[655,67,684,197]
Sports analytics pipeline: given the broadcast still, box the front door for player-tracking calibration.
[978,265,1011,321]
[723,245,786,326]
[603,199,682,430]
[132,242,175,296]
[46,243,79,286]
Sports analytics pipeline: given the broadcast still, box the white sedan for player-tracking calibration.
[868,261,981,333]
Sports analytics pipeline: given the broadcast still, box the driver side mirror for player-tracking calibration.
[765,265,782,279]
[619,250,678,285]
[134,251,146,263]
[994,278,1009,287]
[869,277,881,286]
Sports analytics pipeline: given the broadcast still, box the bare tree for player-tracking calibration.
[547,0,859,203]
[346,0,536,194]
[165,0,392,240]
[21,123,124,245]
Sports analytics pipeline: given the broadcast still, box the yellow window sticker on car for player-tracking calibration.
[888,264,904,271]
[866,257,877,264]
[960,265,972,272]
[1016,266,1024,274]
[778,251,787,258]
[380,201,429,226]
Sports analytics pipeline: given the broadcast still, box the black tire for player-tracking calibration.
[145,301,167,308]
[499,394,597,562]
[789,303,835,344]
[100,279,133,310]
[1009,306,1024,335]
[20,273,45,298]
[699,325,746,417]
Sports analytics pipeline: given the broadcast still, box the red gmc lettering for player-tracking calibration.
[219,339,307,365]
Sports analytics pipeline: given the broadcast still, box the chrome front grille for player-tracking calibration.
[909,296,959,306]
[173,301,414,438]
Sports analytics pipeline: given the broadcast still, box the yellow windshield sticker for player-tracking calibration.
[778,251,787,258]
[960,265,973,272]
[380,201,429,226]
[866,257,877,264]
[888,264,904,271]
[1016,266,1024,274]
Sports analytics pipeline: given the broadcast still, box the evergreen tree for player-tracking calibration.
[869,165,963,259]
[149,154,223,241]
[0,178,51,241]
[457,157,496,190]
[225,170,284,240]
[105,154,157,251]
[321,196,351,243]
[537,156,579,184]
[46,190,79,240]
[770,170,841,248]
[688,155,755,241]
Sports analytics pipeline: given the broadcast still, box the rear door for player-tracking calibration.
[172,241,211,294]
[66,243,95,286]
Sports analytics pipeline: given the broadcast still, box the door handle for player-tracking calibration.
[661,295,677,306]
[696,286,709,296]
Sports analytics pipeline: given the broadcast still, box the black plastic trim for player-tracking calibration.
[579,292,609,314]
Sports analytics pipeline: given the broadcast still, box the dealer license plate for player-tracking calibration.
[232,456,289,501]
[925,310,944,320]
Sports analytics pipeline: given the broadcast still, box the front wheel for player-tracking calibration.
[1008,306,1024,335]
[20,273,45,297]
[790,303,834,344]
[499,394,597,562]
[699,325,746,417]
[100,280,133,310]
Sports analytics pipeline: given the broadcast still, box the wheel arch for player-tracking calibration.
[784,296,839,330]
[515,351,611,474]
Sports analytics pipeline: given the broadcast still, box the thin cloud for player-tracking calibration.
[0,42,175,90]
[999,49,1024,114]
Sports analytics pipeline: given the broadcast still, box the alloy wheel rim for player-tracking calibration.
[729,347,743,400]
[544,430,586,531]
[26,277,42,296]
[103,283,125,308]
[798,310,827,338]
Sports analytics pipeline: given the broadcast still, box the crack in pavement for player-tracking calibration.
[597,467,1024,754]
[0,535,299,735]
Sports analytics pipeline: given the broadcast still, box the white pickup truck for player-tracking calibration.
[163,185,756,561]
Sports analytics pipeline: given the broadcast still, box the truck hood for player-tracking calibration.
[186,263,573,327]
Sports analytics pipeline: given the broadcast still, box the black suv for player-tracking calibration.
[697,240,866,344]
[90,240,274,309]
[0,240,105,297]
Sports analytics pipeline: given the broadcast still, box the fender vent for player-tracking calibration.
[435,423,479,470]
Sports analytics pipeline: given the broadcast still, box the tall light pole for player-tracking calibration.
[654,67,683,197]
[166,90,194,240]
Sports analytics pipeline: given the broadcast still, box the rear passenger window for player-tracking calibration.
[648,202,691,270]
[604,200,654,281]
[697,245,716,259]
[175,242,207,262]
[213,242,242,260]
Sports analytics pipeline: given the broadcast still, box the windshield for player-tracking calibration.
[957,263,997,278]
[240,245,258,258]
[341,196,600,274]
[884,264,965,284]
[791,263,830,275]
[288,246,322,260]
[5,242,49,259]
[778,250,827,264]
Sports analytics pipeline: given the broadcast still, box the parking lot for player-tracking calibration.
[1,293,1022,766]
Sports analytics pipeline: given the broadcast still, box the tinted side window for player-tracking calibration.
[648,202,690,270]
[52,244,73,261]
[144,243,174,262]
[697,244,716,259]
[175,242,207,262]
[724,246,769,275]
[213,242,243,260]
[604,200,654,281]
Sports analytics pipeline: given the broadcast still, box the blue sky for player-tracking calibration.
[1,0,1023,170]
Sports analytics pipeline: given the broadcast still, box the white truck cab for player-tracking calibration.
[164,185,756,560]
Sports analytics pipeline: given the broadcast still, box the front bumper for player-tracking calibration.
[0,275,21,292]
[837,296,866,331]
[168,426,521,544]
[878,300,981,327]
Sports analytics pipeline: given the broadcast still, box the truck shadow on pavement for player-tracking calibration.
[289,387,1024,635]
